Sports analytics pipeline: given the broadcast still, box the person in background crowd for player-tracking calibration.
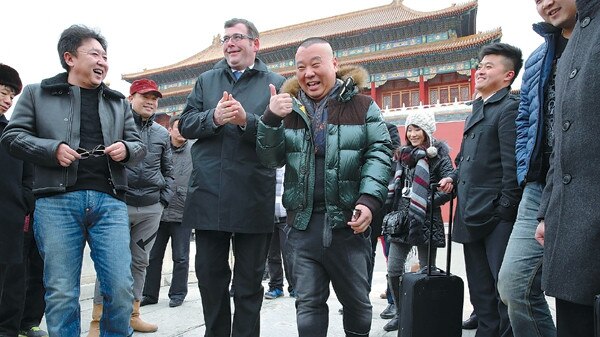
[0,64,47,337]
[142,114,193,308]
[257,37,392,337]
[535,1,600,336]
[377,122,401,322]
[89,78,173,336]
[498,1,576,336]
[264,166,295,300]
[440,42,523,337]
[381,109,454,332]
[178,18,285,337]
[1,25,146,337]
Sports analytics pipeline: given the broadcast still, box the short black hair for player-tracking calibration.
[224,18,259,39]
[478,43,523,84]
[299,37,331,49]
[169,114,181,128]
[57,24,107,72]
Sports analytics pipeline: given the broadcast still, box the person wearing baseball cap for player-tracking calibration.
[89,77,173,334]
[129,78,162,98]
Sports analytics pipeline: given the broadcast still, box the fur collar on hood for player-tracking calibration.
[280,65,369,98]
[431,140,451,159]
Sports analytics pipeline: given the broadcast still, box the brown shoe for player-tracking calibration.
[131,300,158,332]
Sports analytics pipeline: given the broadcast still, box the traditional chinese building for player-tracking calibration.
[122,0,499,122]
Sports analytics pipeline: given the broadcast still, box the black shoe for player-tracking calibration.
[140,296,158,306]
[383,316,399,332]
[169,298,183,307]
[462,312,478,330]
[380,303,397,319]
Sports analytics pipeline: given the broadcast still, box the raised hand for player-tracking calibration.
[268,84,293,118]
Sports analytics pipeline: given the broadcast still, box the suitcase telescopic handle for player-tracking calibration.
[429,183,454,276]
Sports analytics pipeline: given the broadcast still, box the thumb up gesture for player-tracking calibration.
[268,84,293,118]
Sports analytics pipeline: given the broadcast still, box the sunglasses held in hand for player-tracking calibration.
[76,145,106,159]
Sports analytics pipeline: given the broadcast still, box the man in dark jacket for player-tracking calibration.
[535,1,600,336]
[142,114,193,308]
[88,78,173,335]
[0,64,47,337]
[498,1,576,336]
[257,37,392,337]
[178,18,285,337]
[1,25,146,337]
[440,42,523,337]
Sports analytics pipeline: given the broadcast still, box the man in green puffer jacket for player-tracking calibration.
[257,37,392,337]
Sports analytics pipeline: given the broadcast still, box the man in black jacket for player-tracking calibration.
[178,18,285,337]
[1,25,146,337]
[0,65,47,337]
[440,43,523,337]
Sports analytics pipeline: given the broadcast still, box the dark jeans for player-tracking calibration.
[285,213,372,337]
[143,221,192,301]
[267,220,293,292]
[195,230,271,337]
[463,220,513,337]
[0,231,46,335]
[556,298,593,337]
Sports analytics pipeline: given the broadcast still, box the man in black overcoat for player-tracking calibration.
[440,43,523,337]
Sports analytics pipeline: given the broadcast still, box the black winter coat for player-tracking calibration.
[389,140,454,247]
[0,115,34,264]
[179,58,285,233]
[451,87,522,243]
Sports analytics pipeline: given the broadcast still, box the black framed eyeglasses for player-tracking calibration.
[220,33,254,44]
[76,145,106,159]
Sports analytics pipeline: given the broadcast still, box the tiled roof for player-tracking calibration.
[277,28,501,77]
[123,0,477,79]
[154,28,499,98]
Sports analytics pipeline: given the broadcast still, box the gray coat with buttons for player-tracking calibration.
[538,0,600,306]
[451,87,522,243]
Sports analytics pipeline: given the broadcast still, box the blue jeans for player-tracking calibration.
[34,191,134,337]
[498,182,556,337]
[285,213,372,337]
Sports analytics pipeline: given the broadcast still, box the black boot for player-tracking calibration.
[380,275,397,319]
[383,275,401,332]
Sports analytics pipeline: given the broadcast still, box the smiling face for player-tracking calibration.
[129,92,159,119]
[475,54,515,98]
[406,124,426,147]
[295,42,338,102]
[222,23,259,71]
[64,38,108,89]
[536,0,577,37]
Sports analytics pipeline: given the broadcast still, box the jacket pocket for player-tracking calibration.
[463,186,499,227]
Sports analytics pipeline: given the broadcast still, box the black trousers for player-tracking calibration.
[463,220,513,337]
[0,231,45,336]
[556,298,594,337]
[266,220,293,292]
[143,221,192,302]
[195,230,271,337]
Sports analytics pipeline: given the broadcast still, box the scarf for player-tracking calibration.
[400,146,430,241]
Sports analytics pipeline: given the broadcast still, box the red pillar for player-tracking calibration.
[470,68,476,98]
[419,75,425,105]
[370,82,376,102]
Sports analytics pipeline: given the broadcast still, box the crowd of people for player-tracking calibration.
[0,1,599,336]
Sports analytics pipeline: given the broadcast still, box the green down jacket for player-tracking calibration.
[257,65,392,230]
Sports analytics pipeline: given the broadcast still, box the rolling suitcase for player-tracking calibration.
[397,183,464,337]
